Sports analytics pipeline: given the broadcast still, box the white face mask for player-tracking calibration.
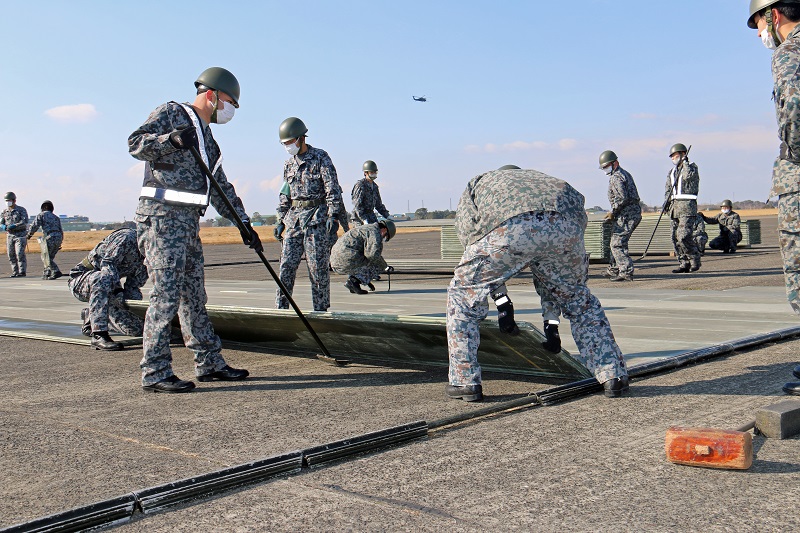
[368,172,378,180]
[671,156,682,166]
[6,201,12,207]
[601,165,613,175]
[761,28,779,50]
[284,141,300,156]
[721,208,731,214]
[212,98,236,124]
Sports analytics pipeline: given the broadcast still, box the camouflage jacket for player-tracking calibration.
[607,166,641,218]
[701,210,741,236]
[455,169,586,247]
[664,161,700,218]
[772,24,800,197]
[277,145,343,234]
[27,211,63,239]
[1,205,29,236]
[330,223,388,272]
[128,101,247,222]
[71,228,148,300]
[351,178,390,223]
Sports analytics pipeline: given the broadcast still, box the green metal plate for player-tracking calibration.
[127,302,591,380]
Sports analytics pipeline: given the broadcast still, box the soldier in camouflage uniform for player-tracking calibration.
[330,220,395,294]
[27,200,64,279]
[68,228,148,351]
[701,200,742,253]
[328,183,350,253]
[748,0,800,396]
[274,117,343,312]
[351,160,390,225]
[599,151,642,281]
[693,215,708,256]
[1,192,28,277]
[664,143,702,273]
[129,67,258,393]
[446,167,629,402]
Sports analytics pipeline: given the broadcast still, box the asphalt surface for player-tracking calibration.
[2,215,799,531]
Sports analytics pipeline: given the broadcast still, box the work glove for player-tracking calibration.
[168,127,198,150]
[493,293,520,336]
[240,221,264,253]
[385,265,395,273]
[0,224,6,231]
[7,223,16,231]
[273,222,285,241]
[326,217,337,235]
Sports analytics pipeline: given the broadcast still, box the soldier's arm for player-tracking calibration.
[352,181,368,221]
[728,213,741,230]
[98,233,130,287]
[209,167,248,224]
[364,230,388,271]
[277,175,291,222]
[128,104,182,162]
[17,208,28,233]
[608,178,624,216]
[26,214,41,238]
[123,263,148,301]
[320,154,343,218]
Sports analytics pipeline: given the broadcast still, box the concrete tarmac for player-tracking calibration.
[2,221,799,531]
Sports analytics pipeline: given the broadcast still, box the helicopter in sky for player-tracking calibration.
[412,95,427,102]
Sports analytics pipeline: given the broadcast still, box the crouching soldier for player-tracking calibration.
[447,167,629,402]
[27,200,64,279]
[331,219,395,294]
[68,228,148,351]
[701,200,742,253]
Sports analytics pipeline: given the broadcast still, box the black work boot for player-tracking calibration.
[689,262,701,272]
[366,282,376,292]
[603,269,619,279]
[603,376,630,398]
[80,308,91,337]
[611,273,634,282]
[794,364,800,380]
[51,271,63,280]
[672,265,690,274]
[446,384,483,402]
[91,331,124,351]
[345,276,368,295]
[142,375,196,394]
[542,322,561,353]
[783,382,800,396]
[197,365,250,382]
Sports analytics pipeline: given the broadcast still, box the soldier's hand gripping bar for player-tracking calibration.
[186,145,348,366]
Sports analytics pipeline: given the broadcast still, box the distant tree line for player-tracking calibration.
[414,208,456,220]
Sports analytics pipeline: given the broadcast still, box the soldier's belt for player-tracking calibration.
[292,198,324,208]
[140,186,209,207]
[672,194,697,200]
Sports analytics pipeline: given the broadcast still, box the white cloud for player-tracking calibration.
[44,104,99,123]
[260,174,283,192]
[126,162,145,178]
[558,138,578,150]
[463,138,577,153]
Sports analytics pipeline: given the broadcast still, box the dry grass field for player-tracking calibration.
[31,225,441,253]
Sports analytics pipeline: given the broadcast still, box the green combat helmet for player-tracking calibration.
[363,160,378,172]
[721,199,733,208]
[497,165,521,170]
[599,150,618,168]
[669,143,688,156]
[194,67,240,107]
[379,219,396,241]
[4,192,16,201]
[279,117,308,142]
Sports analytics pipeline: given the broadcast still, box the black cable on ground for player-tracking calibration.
[4,326,800,532]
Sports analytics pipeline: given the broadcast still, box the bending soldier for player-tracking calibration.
[68,228,148,351]
[701,200,742,253]
[351,160,390,225]
[447,167,629,402]
[1,192,28,278]
[27,200,64,279]
[274,117,343,312]
[129,67,258,393]
[331,219,395,295]
[747,0,800,395]
[664,143,702,273]
[599,151,642,281]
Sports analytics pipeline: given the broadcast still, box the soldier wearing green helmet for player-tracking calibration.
[699,200,741,254]
[351,159,391,225]
[597,150,642,281]
[330,219,396,295]
[664,143,701,273]
[275,117,343,312]
[748,0,800,396]
[1,191,29,277]
[128,67,256,393]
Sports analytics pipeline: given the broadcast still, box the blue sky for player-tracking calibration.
[0,0,778,221]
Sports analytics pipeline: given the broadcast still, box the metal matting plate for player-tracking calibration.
[127,301,591,379]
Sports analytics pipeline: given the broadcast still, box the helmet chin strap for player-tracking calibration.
[767,8,782,47]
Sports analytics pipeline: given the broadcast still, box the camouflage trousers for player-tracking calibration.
[609,211,642,276]
[778,191,800,315]
[331,262,381,285]
[671,216,701,268]
[68,270,144,335]
[532,279,561,322]
[276,223,331,311]
[695,232,708,253]
[136,213,228,386]
[41,234,63,277]
[709,230,741,252]
[447,211,627,386]
[7,233,27,275]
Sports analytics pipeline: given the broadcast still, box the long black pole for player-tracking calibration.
[188,146,347,366]
[641,145,692,260]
